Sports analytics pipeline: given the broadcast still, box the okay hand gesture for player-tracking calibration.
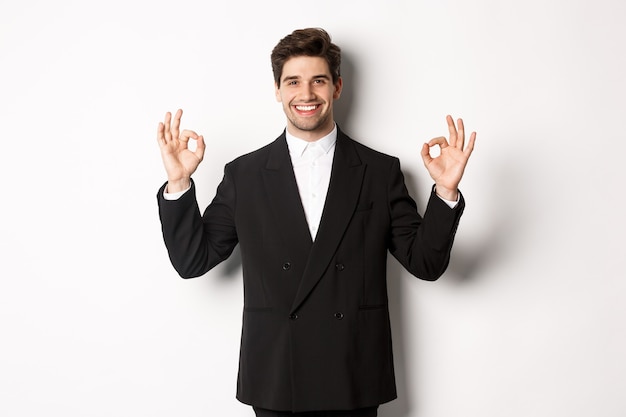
[157,109,206,193]
[421,115,476,201]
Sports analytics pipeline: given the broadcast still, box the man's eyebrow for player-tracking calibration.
[282,74,331,82]
[282,75,301,82]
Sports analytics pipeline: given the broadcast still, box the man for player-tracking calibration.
[156,28,475,417]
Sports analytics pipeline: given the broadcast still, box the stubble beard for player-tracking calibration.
[286,105,332,133]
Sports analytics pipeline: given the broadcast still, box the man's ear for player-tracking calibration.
[333,77,343,100]
[274,82,282,102]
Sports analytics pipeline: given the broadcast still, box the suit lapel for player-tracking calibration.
[262,133,313,255]
[290,130,365,313]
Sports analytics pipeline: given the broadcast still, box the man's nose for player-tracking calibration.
[300,83,315,100]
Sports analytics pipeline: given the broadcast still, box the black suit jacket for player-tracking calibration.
[157,128,464,412]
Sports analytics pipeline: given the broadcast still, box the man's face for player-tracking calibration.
[275,56,342,142]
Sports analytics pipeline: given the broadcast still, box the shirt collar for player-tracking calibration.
[286,124,338,158]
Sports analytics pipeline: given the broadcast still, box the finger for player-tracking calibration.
[163,111,172,142]
[464,131,477,156]
[195,135,206,161]
[428,136,448,148]
[171,109,183,141]
[180,129,199,144]
[456,118,465,150]
[420,142,433,165]
[446,115,458,147]
[157,122,165,146]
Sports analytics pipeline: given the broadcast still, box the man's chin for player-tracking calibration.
[289,116,331,133]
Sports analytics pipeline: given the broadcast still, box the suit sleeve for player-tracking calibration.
[387,158,464,281]
[157,165,239,278]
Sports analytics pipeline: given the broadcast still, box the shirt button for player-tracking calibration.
[282,262,291,271]
[289,313,298,320]
[334,312,344,320]
[335,264,345,271]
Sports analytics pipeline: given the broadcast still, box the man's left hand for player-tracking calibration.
[421,115,476,201]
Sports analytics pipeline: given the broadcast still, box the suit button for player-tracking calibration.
[289,313,298,320]
[282,262,291,271]
[335,263,345,271]
[334,312,344,320]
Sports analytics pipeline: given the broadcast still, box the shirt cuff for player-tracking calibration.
[163,183,191,200]
[433,186,459,209]
[438,195,458,209]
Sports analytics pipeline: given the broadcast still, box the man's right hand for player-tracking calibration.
[157,109,206,193]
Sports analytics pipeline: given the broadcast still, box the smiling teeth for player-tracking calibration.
[296,105,317,111]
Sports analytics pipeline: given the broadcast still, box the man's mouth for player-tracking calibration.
[294,105,319,112]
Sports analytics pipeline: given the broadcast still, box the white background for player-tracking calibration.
[1,1,625,416]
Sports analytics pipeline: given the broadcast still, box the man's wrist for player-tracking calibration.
[166,178,191,194]
[434,185,458,202]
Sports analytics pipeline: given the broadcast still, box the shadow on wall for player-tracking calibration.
[446,153,525,284]
[334,51,356,132]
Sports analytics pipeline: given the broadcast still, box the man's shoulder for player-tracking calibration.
[339,130,399,165]
[226,133,285,168]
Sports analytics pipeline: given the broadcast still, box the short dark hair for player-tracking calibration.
[271,28,341,86]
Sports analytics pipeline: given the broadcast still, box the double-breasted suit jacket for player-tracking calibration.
[157,128,465,412]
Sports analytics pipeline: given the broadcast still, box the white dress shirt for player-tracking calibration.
[285,127,337,241]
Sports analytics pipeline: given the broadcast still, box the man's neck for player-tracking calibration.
[286,123,337,145]
[286,122,336,142]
